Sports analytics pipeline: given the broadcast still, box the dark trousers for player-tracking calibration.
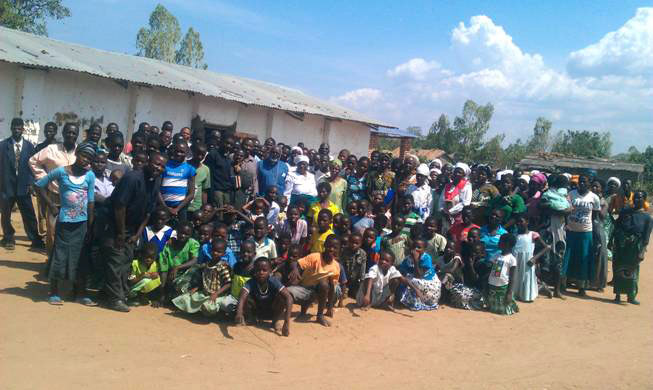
[101,238,135,303]
[0,195,40,243]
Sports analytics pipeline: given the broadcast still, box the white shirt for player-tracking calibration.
[408,183,433,220]
[567,190,600,232]
[267,201,280,226]
[488,253,517,287]
[437,181,472,215]
[283,170,318,198]
[11,138,24,174]
[356,264,402,306]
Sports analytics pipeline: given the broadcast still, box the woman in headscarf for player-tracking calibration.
[283,155,317,207]
[526,172,547,229]
[612,190,652,305]
[437,162,472,232]
[488,173,526,228]
[470,164,499,226]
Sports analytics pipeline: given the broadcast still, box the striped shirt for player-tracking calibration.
[161,160,196,207]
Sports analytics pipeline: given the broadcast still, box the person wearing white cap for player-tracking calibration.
[438,162,473,231]
[408,164,433,220]
[283,155,317,205]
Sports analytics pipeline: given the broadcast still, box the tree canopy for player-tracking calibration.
[136,4,207,69]
[0,0,70,36]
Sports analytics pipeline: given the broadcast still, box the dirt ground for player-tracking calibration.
[1,212,652,390]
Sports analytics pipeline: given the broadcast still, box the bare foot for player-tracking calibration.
[554,291,566,300]
[295,313,311,322]
[325,308,334,318]
[273,320,283,334]
[316,315,331,327]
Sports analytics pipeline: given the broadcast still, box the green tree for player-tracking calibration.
[0,0,70,36]
[136,4,181,63]
[175,27,207,69]
[453,100,494,161]
[527,117,552,153]
[551,130,612,158]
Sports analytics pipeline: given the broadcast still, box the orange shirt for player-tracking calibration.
[297,252,340,287]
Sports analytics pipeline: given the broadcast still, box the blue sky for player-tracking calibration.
[48,1,653,153]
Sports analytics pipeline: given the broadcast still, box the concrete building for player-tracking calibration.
[0,27,394,156]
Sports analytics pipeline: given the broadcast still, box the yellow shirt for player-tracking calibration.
[310,228,334,254]
[307,201,341,225]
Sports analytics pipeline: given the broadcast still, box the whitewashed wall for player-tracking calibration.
[0,62,372,157]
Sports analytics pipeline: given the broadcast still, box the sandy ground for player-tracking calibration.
[1,212,652,390]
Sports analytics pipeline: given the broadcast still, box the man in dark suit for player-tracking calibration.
[0,118,44,250]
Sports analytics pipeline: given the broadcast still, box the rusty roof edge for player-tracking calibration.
[0,26,396,129]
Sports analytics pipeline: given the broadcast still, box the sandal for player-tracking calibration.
[76,297,98,306]
[48,295,63,305]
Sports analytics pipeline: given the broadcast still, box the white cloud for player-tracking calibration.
[387,58,442,80]
[332,10,653,152]
[332,88,382,108]
[568,7,653,77]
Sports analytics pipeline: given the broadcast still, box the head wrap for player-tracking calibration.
[429,159,442,170]
[607,177,621,187]
[562,173,572,180]
[454,162,471,177]
[331,158,342,168]
[295,155,309,165]
[291,146,303,155]
[496,169,513,181]
[531,173,547,186]
[519,174,531,184]
[530,170,541,175]
[405,154,419,164]
[430,168,441,175]
[416,163,429,177]
[76,141,97,158]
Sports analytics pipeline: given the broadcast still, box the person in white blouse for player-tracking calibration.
[284,155,317,207]
[438,162,473,232]
[408,163,433,221]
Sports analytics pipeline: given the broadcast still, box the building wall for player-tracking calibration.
[1,62,372,156]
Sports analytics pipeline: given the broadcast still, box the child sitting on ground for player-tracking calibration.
[398,238,442,311]
[287,235,342,327]
[357,250,422,310]
[219,240,257,315]
[235,257,294,336]
[142,208,175,255]
[127,243,161,306]
[487,233,519,315]
[172,239,232,317]
[153,222,200,307]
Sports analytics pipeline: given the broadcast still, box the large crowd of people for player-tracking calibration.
[1,117,651,336]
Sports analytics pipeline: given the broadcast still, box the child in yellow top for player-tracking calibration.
[128,243,161,305]
[310,209,334,253]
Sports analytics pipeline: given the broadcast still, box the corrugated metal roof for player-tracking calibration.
[519,154,644,173]
[0,26,395,129]
[371,127,418,138]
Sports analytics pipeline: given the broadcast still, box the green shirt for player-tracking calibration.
[488,194,526,223]
[189,164,211,212]
[158,238,200,272]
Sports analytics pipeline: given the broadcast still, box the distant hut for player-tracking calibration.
[519,153,644,182]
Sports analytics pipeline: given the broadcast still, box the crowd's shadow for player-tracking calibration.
[0,259,44,273]
[0,280,49,302]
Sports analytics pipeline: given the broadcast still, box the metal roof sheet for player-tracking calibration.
[0,26,395,129]
[371,127,418,138]
[519,155,644,173]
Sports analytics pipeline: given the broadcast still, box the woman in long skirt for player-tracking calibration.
[563,175,601,296]
[612,191,652,305]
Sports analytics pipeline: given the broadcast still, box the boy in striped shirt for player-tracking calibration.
[159,142,196,224]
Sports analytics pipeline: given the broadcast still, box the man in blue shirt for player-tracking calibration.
[257,145,288,196]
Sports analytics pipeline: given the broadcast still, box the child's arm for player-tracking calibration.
[398,275,425,301]
[411,250,424,279]
[157,192,174,215]
[280,287,293,336]
[129,212,150,245]
[528,236,551,266]
[361,277,373,308]
[174,176,196,214]
[234,288,249,325]
[241,199,254,212]
[210,282,231,302]
[506,265,516,303]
